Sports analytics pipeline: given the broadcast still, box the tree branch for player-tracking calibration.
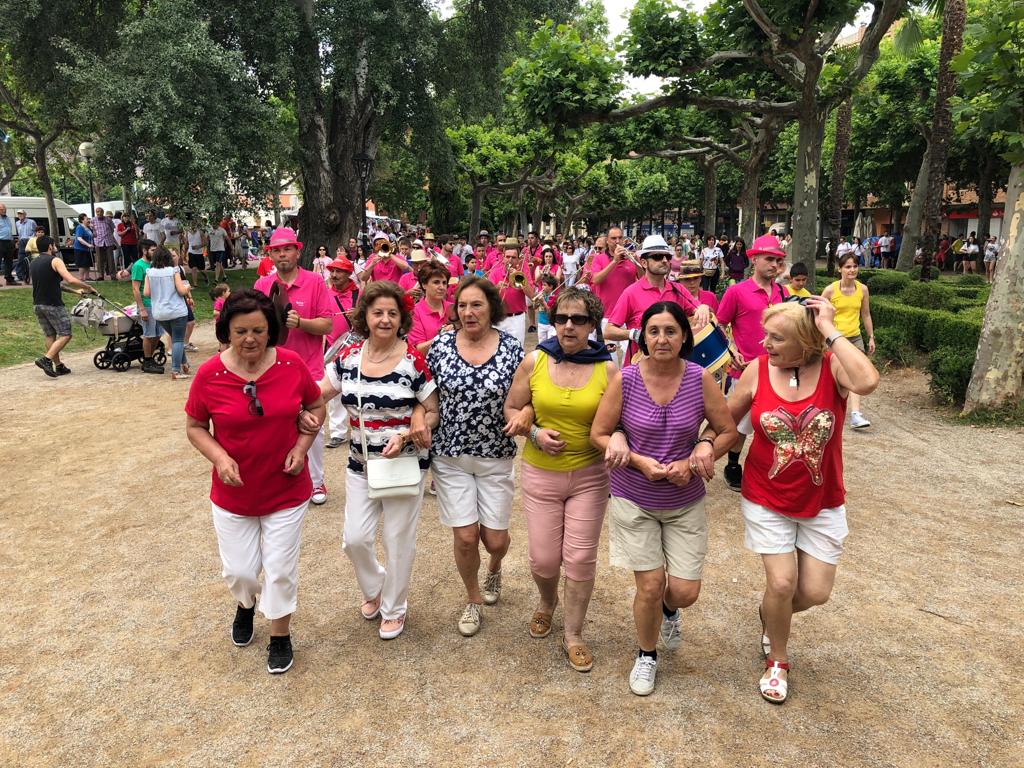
[574,91,798,127]
[742,0,783,47]
[842,0,907,97]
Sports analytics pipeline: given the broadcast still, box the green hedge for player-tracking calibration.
[899,281,956,311]
[925,346,976,403]
[908,265,940,280]
[873,325,915,367]
[866,271,911,295]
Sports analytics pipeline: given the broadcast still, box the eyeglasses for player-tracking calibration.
[243,380,264,417]
[552,313,591,326]
[644,253,669,262]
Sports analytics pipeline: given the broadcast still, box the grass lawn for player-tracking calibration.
[0,268,261,368]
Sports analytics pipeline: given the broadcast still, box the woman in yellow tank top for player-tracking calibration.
[821,253,876,429]
[505,288,617,673]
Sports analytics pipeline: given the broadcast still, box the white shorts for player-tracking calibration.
[741,498,848,565]
[432,454,515,530]
[725,384,754,435]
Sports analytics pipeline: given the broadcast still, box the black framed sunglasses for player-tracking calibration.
[644,252,669,262]
[783,295,816,316]
[552,313,591,326]
[243,380,264,417]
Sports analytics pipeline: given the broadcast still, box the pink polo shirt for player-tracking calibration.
[678,287,719,313]
[716,278,788,376]
[325,285,357,348]
[370,255,406,284]
[607,277,699,363]
[408,299,451,347]
[398,271,419,292]
[488,263,529,314]
[482,247,502,270]
[589,253,639,315]
[254,268,334,379]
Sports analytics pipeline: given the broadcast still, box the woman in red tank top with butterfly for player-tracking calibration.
[727,296,879,705]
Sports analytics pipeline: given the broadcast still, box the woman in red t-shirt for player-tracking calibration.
[727,297,878,704]
[185,289,326,675]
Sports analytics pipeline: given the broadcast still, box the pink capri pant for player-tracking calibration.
[521,461,609,581]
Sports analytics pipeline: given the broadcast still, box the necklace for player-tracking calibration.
[366,338,399,363]
[789,366,800,388]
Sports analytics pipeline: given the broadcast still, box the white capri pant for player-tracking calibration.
[343,469,427,620]
[600,318,628,360]
[432,455,515,530]
[307,431,325,488]
[496,313,526,347]
[211,500,309,620]
[328,391,349,441]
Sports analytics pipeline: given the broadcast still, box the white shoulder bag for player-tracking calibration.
[356,349,422,499]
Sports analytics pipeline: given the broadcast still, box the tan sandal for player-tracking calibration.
[529,611,554,638]
[561,637,593,673]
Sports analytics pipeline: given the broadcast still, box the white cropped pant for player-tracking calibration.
[307,431,325,488]
[342,470,426,620]
[328,391,349,441]
[211,500,308,620]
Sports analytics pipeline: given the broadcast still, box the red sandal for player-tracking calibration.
[760,658,790,704]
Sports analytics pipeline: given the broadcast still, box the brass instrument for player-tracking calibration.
[510,270,527,289]
[377,241,392,255]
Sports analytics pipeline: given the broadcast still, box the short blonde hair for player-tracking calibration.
[762,302,825,363]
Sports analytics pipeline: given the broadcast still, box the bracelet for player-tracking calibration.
[529,425,540,446]
[695,437,715,448]
[825,332,844,348]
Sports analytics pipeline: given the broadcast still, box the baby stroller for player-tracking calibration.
[72,292,167,372]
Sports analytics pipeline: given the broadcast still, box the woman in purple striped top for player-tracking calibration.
[592,301,736,696]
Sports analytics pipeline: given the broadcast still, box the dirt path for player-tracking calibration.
[1,327,1021,767]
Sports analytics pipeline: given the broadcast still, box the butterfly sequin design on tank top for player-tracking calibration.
[760,405,836,485]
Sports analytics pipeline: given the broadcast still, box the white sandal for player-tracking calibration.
[760,658,790,705]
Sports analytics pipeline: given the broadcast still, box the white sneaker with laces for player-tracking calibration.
[629,655,658,696]
[659,610,682,650]
[457,603,481,637]
[850,411,871,429]
[311,485,328,505]
[482,570,502,606]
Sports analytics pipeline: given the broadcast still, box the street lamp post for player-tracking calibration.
[352,151,374,255]
[78,141,96,217]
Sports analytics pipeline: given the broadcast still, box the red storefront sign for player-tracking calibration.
[948,208,1004,219]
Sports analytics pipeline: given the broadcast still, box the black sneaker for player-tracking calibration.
[724,462,743,492]
[35,356,57,378]
[141,360,164,374]
[55,363,71,375]
[232,604,255,647]
[267,635,294,674]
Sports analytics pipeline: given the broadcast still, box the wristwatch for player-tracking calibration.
[825,332,844,347]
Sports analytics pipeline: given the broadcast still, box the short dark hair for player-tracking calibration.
[454,275,505,324]
[37,236,54,252]
[78,213,88,222]
[418,260,451,287]
[554,287,603,326]
[139,238,157,250]
[215,289,280,345]
[637,301,694,358]
[351,281,413,338]
[836,252,859,268]
[789,262,808,277]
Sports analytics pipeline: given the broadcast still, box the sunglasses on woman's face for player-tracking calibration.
[243,380,264,416]
[552,313,591,326]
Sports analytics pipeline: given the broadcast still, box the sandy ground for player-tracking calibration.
[1,326,1022,768]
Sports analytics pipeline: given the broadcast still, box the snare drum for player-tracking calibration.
[687,321,733,374]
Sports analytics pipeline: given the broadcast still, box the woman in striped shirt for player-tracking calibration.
[591,301,736,696]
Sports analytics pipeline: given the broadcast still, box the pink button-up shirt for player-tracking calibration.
[716,277,788,375]
[607,276,699,363]
[589,253,639,315]
[254,268,334,379]
[408,299,452,347]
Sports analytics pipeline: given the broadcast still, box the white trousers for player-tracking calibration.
[496,313,526,347]
[342,469,426,620]
[307,431,325,488]
[211,500,308,620]
[328,391,349,441]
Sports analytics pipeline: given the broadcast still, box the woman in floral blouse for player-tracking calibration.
[418,276,527,638]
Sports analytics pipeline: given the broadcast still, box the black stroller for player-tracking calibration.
[77,293,167,372]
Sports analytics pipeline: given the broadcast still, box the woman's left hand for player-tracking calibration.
[382,433,406,458]
[665,460,694,487]
[283,446,307,475]
[502,409,533,437]
[605,431,631,470]
[689,441,716,481]
[692,304,711,331]
[297,409,321,435]
[407,412,432,450]
[805,295,837,333]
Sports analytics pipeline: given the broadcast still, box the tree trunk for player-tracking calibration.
[826,98,853,276]
[919,0,966,282]
[701,159,717,239]
[897,144,931,271]
[469,184,485,242]
[738,172,760,245]
[976,152,995,251]
[963,163,1024,413]
[791,105,828,291]
[32,136,58,238]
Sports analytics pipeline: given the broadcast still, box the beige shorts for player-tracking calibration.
[608,496,708,581]
[847,335,866,352]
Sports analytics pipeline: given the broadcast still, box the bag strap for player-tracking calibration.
[355,346,370,465]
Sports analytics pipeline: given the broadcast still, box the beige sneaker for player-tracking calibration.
[458,603,482,637]
[482,570,502,606]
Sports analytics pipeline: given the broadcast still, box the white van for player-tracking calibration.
[0,196,80,242]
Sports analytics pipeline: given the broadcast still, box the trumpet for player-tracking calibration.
[377,241,393,255]
[510,270,527,289]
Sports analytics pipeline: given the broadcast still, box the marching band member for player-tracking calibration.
[360,232,411,285]
[487,237,536,347]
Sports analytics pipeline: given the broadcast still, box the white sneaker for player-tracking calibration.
[629,655,658,696]
[457,603,481,637]
[659,610,682,650]
[311,484,328,505]
[482,570,502,606]
[850,411,871,429]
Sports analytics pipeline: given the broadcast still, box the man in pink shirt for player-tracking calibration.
[398,248,430,297]
[360,233,411,284]
[479,230,503,270]
[605,235,710,363]
[589,226,641,358]
[324,256,359,449]
[715,233,789,491]
[488,237,535,346]
[254,227,334,504]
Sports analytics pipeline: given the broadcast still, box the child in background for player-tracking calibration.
[535,274,558,344]
[211,283,231,350]
[787,262,812,297]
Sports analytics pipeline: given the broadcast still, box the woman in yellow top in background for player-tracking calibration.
[821,253,875,429]
[505,287,618,673]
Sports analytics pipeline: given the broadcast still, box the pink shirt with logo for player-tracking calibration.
[487,263,529,314]
[254,268,334,379]
[408,299,452,347]
[589,253,639,315]
[716,278,788,377]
